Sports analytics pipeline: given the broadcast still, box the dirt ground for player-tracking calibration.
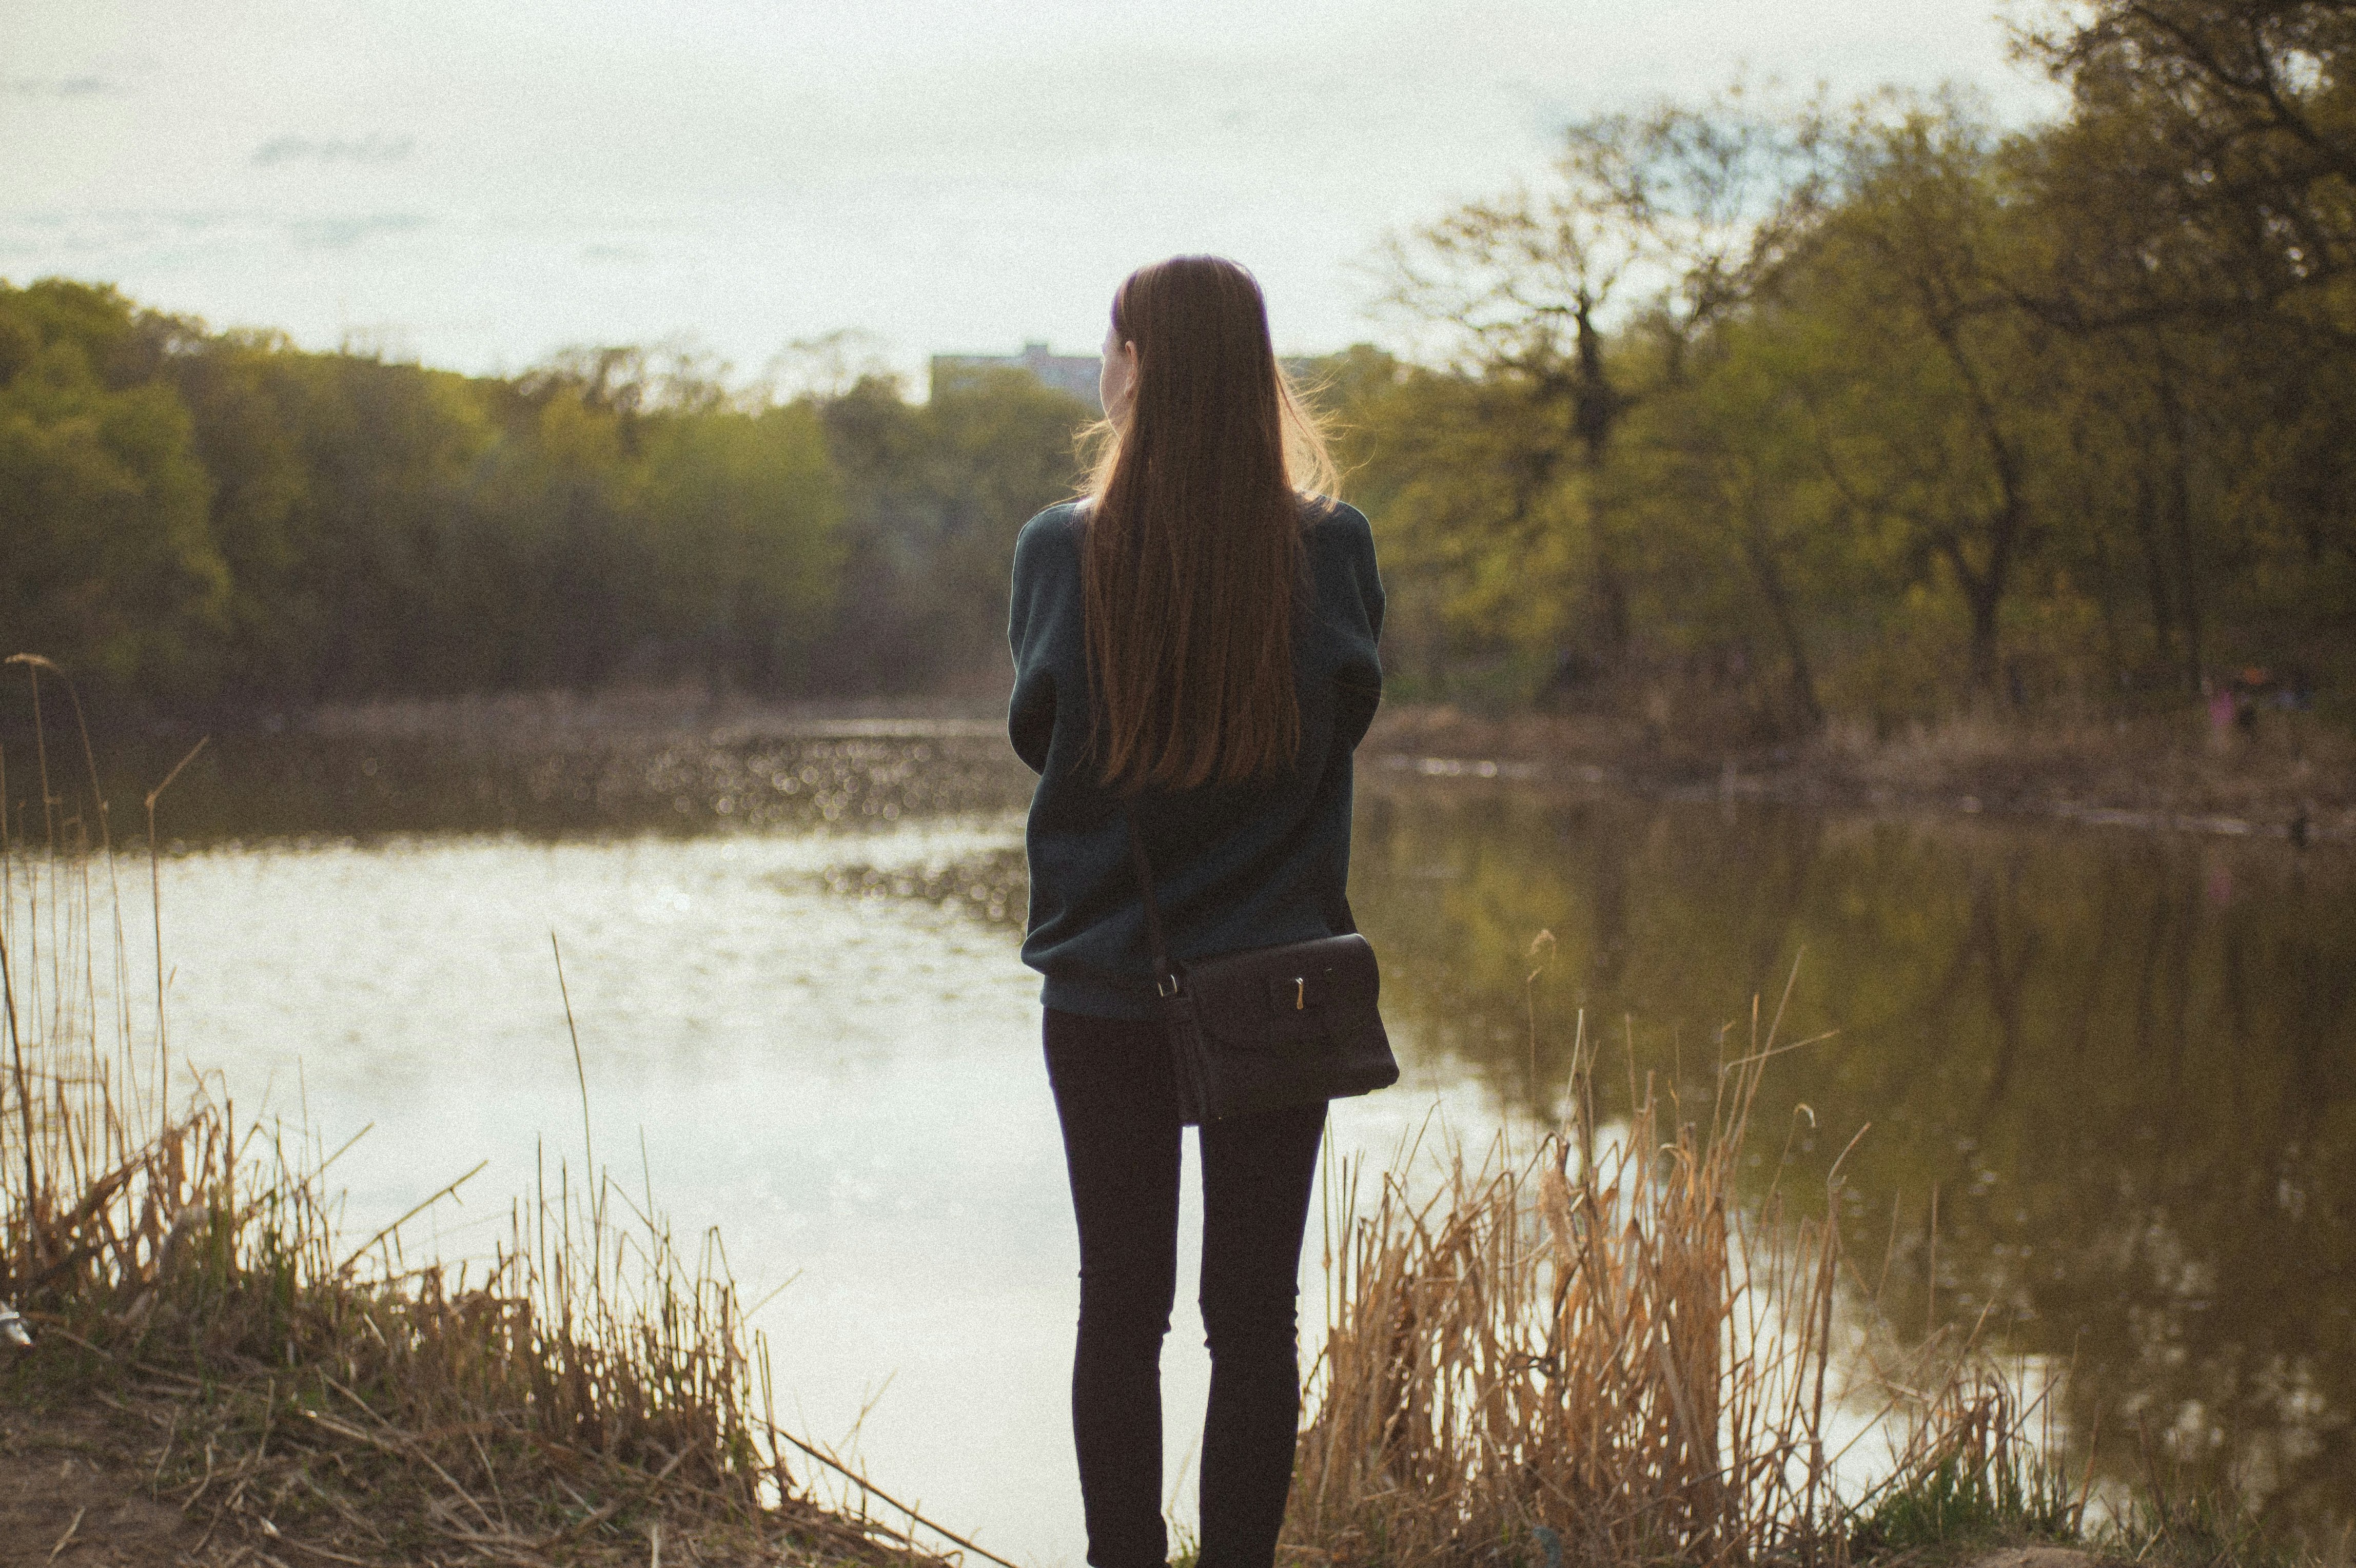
[1958,1552,2107,1568]
[3,1402,2124,1568]
[0,1382,945,1568]
[0,1398,2133,1568]
[0,1403,204,1568]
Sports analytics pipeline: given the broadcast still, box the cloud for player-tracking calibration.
[580,243,649,263]
[252,135,416,168]
[285,212,429,248]
[3,76,115,96]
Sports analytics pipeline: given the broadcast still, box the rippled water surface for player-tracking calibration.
[47,723,2356,1559]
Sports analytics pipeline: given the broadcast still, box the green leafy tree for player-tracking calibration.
[1381,89,1834,680]
[274,353,502,696]
[2018,0,2356,328]
[1323,350,1587,699]
[2011,1,2356,694]
[0,280,226,693]
[638,401,843,689]
[810,369,1089,694]
[1788,103,2070,702]
[157,329,316,696]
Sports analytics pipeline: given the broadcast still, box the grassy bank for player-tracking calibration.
[0,661,953,1567]
[1,1097,938,1567]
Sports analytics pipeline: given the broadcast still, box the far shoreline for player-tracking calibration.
[1364,703,2354,847]
[25,683,2350,846]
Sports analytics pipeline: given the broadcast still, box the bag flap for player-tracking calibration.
[1182,933,1381,1049]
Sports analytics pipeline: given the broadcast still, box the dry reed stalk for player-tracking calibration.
[1286,1025,1848,1568]
[1283,983,2100,1568]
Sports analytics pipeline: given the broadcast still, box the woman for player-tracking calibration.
[1006,256,1384,1568]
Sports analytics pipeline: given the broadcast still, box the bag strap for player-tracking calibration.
[1121,805,1180,997]
[1122,805,1361,989]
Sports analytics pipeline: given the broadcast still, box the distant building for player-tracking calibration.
[927,343,1337,413]
[929,341,1102,411]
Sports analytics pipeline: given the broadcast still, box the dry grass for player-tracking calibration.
[1282,994,2087,1568]
[0,655,950,1567]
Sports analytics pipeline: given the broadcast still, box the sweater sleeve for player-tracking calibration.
[1330,505,1385,749]
[1006,507,1066,775]
[1349,507,1385,659]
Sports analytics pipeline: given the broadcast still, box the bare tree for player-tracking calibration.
[1383,85,1833,667]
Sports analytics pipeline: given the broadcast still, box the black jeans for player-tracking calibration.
[1044,1009,1327,1568]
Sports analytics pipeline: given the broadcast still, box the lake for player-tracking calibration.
[36,715,2356,1561]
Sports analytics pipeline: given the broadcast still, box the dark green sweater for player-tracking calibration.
[1007,499,1385,1019]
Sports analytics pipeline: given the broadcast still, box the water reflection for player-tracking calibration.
[88,722,1034,845]
[807,846,1029,927]
[1347,776,2356,1541]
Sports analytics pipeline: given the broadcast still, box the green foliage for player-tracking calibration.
[0,281,227,695]
[13,7,2354,722]
[638,400,845,686]
[1327,356,1586,701]
[1342,27,2356,730]
[2102,1481,2310,1568]
[0,279,1090,709]
[1849,1448,2080,1556]
[809,368,1090,693]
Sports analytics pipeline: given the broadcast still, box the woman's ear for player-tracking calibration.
[1102,337,1142,426]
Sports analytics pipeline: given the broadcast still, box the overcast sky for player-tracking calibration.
[4,1,2060,384]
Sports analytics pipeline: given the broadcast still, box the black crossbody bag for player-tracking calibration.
[1123,808,1399,1125]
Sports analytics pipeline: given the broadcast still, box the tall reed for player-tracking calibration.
[1284,1002,2075,1568]
[1287,1016,1839,1567]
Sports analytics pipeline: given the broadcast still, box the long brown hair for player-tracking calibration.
[1081,256,1339,792]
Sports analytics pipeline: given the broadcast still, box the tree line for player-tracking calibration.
[5,0,2350,734]
[0,280,1089,714]
[1338,0,2354,735]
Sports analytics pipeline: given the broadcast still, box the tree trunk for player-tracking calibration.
[1570,291,1634,668]
[1741,519,1823,730]
[2149,346,2204,692]
[2129,463,2177,674]
[1967,580,2004,700]
[1929,320,2027,706]
[2161,388,2204,693]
